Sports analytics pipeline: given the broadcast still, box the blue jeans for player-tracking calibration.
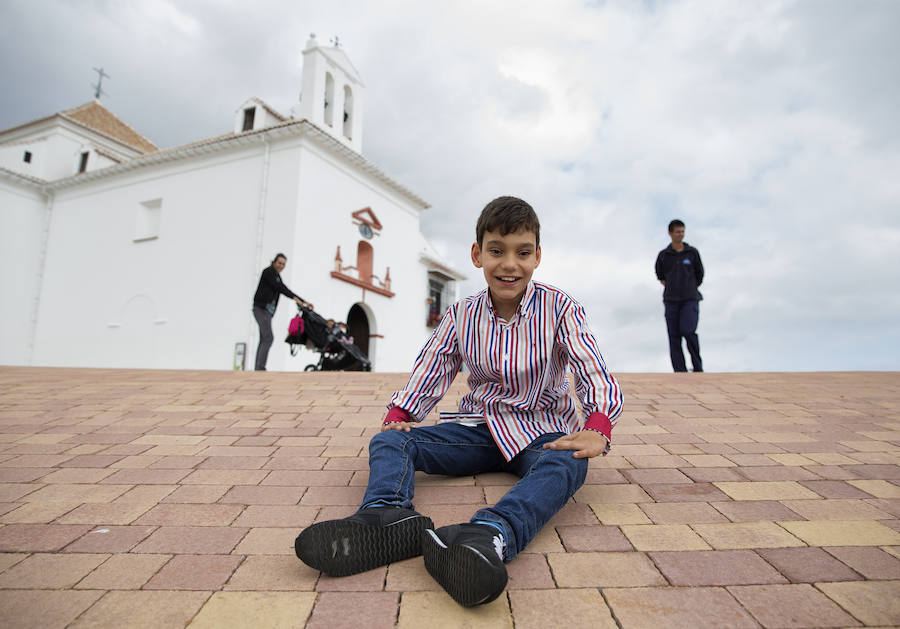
[664,300,702,372]
[362,422,588,561]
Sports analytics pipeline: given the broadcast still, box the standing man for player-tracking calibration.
[655,220,704,372]
[252,253,313,371]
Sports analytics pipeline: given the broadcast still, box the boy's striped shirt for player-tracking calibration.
[389,281,624,461]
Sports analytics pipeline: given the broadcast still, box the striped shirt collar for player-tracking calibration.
[481,280,537,322]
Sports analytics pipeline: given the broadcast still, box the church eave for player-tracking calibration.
[0,166,47,189]
[46,120,431,210]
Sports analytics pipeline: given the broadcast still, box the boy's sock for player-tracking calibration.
[471,519,506,561]
[422,523,508,607]
[295,506,433,577]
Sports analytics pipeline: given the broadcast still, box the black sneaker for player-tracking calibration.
[423,523,508,607]
[294,506,433,576]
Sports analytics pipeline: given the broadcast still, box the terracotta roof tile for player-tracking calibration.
[62,101,158,153]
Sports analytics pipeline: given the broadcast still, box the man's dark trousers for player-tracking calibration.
[664,300,702,372]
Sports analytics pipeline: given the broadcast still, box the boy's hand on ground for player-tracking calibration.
[543,430,609,458]
[381,421,415,432]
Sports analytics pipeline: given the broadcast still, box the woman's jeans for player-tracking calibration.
[362,422,588,561]
[253,306,274,371]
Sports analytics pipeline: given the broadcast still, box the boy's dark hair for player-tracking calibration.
[476,196,541,248]
[668,219,685,233]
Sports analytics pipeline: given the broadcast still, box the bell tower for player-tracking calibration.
[298,34,365,153]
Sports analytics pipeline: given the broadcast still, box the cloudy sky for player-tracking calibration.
[2,0,898,372]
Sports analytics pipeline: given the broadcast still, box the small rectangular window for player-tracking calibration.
[78,151,89,173]
[134,198,162,242]
[242,107,255,131]
[23,151,32,163]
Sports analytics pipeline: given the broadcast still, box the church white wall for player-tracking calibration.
[288,142,434,372]
[0,181,46,365]
[30,143,284,369]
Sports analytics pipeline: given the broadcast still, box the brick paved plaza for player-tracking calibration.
[0,367,898,628]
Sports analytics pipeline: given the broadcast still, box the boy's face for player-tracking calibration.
[471,228,541,311]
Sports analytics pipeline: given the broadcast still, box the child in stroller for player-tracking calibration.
[286,305,372,371]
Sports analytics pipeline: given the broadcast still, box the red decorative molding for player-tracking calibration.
[352,207,383,231]
[330,271,395,298]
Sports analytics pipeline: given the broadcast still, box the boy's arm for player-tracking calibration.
[384,307,463,426]
[558,300,624,445]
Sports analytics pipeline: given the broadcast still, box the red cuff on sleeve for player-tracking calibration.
[383,407,412,425]
[584,412,611,441]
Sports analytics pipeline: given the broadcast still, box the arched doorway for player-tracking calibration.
[346,304,370,370]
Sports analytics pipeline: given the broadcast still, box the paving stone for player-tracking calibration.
[161,485,229,503]
[604,586,759,629]
[756,547,863,583]
[621,524,711,551]
[556,525,633,551]
[0,552,108,588]
[506,553,555,589]
[643,482,731,502]
[0,590,104,629]
[0,501,80,524]
[780,498,893,520]
[225,555,318,590]
[509,589,617,629]
[68,590,209,629]
[692,522,805,549]
[547,551,665,587]
[590,503,652,524]
[398,590,512,629]
[219,485,306,505]
[573,484,652,503]
[133,503,244,526]
[621,468,693,484]
[179,469,269,485]
[144,553,242,590]
[0,552,28,573]
[714,481,820,501]
[545,502,599,526]
[847,479,900,498]
[778,520,900,546]
[815,581,900,626]
[75,553,171,589]
[824,546,900,579]
[55,502,153,525]
[24,483,132,504]
[232,505,318,528]
[650,550,788,585]
[307,592,398,629]
[63,525,156,552]
[232,527,298,555]
[711,500,802,522]
[132,526,247,554]
[640,501,729,524]
[0,523,92,552]
[797,480,872,498]
[728,583,861,628]
[385,556,441,592]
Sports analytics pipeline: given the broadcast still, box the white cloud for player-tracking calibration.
[1,0,898,372]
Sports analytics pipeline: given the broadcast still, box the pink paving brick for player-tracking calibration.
[643,482,731,502]
[144,554,243,590]
[63,525,157,553]
[824,546,900,579]
[316,566,386,591]
[727,584,861,628]
[220,485,306,505]
[649,550,789,586]
[622,468,694,484]
[798,479,873,499]
[711,500,803,522]
[604,586,759,628]
[755,547,863,583]
[132,525,247,554]
[0,524,93,552]
[133,503,244,526]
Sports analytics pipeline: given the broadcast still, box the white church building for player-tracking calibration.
[0,35,463,372]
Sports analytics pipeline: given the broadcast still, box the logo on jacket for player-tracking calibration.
[682,259,691,265]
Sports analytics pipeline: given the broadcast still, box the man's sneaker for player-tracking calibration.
[422,523,508,607]
[295,506,433,577]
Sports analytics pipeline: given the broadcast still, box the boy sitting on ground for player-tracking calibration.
[295,196,624,606]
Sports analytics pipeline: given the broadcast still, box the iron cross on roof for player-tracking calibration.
[92,67,110,100]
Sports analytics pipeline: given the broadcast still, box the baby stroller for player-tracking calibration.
[285,305,372,372]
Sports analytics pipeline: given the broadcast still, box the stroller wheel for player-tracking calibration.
[304,365,317,372]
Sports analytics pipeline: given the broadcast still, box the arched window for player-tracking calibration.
[343,85,353,139]
[324,72,335,126]
[356,241,373,283]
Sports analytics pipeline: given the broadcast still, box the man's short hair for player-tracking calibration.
[272,253,287,263]
[668,219,685,233]
[476,196,541,248]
